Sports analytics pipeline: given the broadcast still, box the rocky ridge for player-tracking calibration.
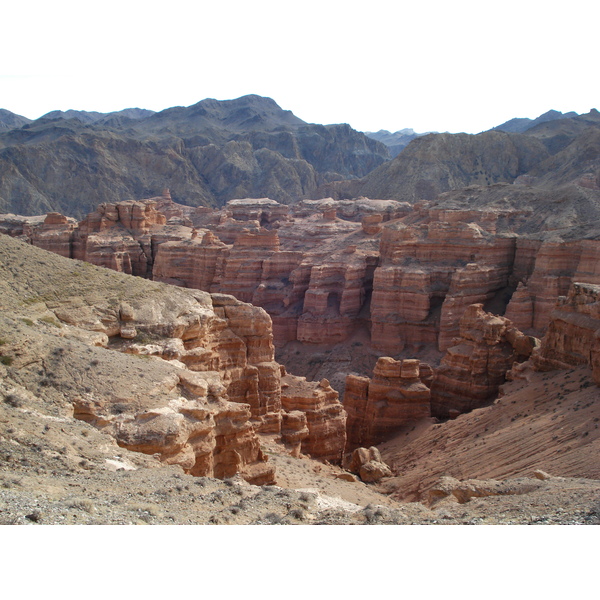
[0,95,390,217]
[323,109,600,202]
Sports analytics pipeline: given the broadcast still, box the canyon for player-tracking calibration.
[2,181,600,481]
[5,187,600,365]
[1,102,599,524]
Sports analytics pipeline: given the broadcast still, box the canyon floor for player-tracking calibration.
[1,380,599,525]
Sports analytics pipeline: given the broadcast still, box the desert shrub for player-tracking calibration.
[66,498,96,513]
[264,512,283,524]
[4,393,23,407]
[288,508,305,521]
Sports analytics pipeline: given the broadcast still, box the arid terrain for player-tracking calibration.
[1,221,599,525]
[1,102,599,525]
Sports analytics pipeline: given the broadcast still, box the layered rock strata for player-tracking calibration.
[371,217,517,354]
[430,304,538,418]
[0,234,350,484]
[6,193,600,358]
[280,373,347,463]
[532,282,600,383]
[506,240,600,337]
[344,357,432,449]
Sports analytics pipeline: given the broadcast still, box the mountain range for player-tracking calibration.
[1,98,598,218]
[0,95,389,217]
[322,109,600,202]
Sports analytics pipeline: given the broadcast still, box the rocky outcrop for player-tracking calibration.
[28,212,77,257]
[345,446,393,483]
[344,357,432,449]
[430,304,538,418]
[506,239,600,337]
[280,372,347,463]
[74,382,275,484]
[280,410,310,458]
[371,216,517,354]
[154,198,385,346]
[0,233,352,484]
[0,212,77,257]
[72,195,176,277]
[532,282,600,384]
[6,190,600,369]
[296,254,379,344]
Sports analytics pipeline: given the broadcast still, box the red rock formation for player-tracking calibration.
[218,229,280,302]
[280,374,347,463]
[361,213,383,235]
[74,388,275,485]
[152,232,228,289]
[226,198,291,227]
[71,199,172,277]
[344,357,432,449]
[0,213,77,257]
[371,218,516,353]
[506,239,600,337]
[430,304,538,418]
[532,282,600,384]
[27,213,77,258]
[10,194,600,372]
[297,253,379,344]
[281,410,310,458]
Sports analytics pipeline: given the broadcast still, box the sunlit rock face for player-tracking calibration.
[533,282,600,385]
[430,304,538,418]
[344,357,432,449]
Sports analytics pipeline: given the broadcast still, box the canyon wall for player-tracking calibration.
[344,358,432,449]
[532,281,600,384]
[5,194,600,361]
[430,304,538,418]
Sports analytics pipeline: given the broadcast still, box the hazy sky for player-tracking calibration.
[2,0,598,134]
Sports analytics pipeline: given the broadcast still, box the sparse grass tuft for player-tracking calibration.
[39,315,61,327]
[66,498,96,513]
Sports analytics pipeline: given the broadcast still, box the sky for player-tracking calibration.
[1,0,598,134]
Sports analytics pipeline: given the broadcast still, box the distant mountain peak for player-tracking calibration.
[0,108,33,131]
[365,128,433,157]
[37,108,155,125]
[493,110,579,134]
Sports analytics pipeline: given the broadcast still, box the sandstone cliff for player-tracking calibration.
[532,281,600,384]
[5,184,600,411]
[430,304,537,418]
[0,234,349,485]
[344,358,432,449]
